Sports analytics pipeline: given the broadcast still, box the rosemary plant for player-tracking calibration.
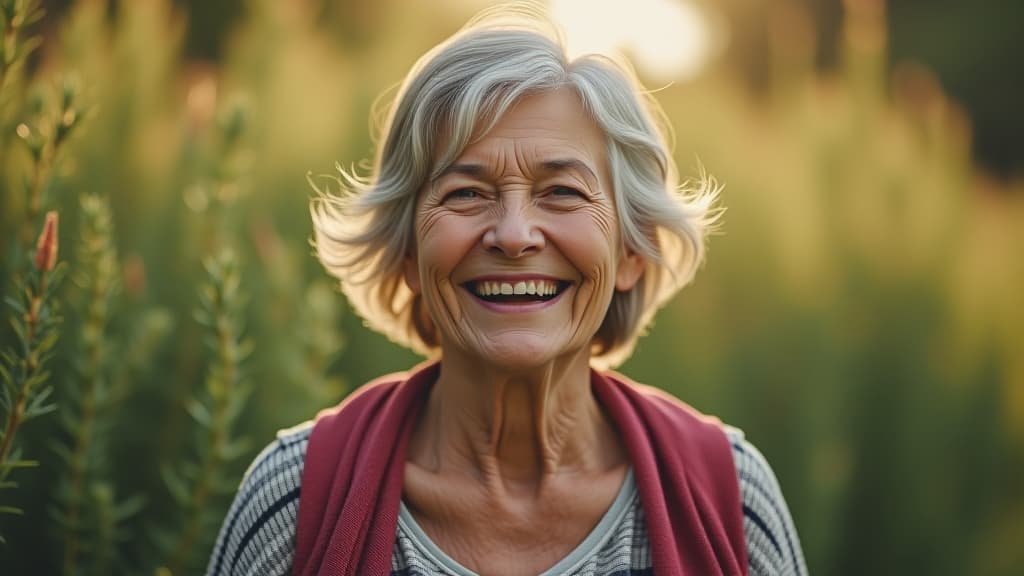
[52,194,143,575]
[0,212,63,543]
[157,250,252,574]
[0,5,83,553]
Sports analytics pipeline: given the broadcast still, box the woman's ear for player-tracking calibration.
[615,251,645,292]
[403,252,421,294]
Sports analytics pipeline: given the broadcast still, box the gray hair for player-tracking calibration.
[311,5,719,368]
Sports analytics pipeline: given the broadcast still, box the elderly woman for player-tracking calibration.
[208,7,805,576]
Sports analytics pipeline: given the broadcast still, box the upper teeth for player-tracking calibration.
[474,280,561,297]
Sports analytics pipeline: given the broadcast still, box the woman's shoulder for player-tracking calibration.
[723,426,808,576]
[205,422,312,576]
[238,420,313,494]
[274,420,316,452]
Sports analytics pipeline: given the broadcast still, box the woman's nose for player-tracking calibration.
[482,205,545,258]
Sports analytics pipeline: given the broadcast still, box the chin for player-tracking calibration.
[470,336,586,373]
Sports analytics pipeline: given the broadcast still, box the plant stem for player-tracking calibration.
[20,150,50,251]
[0,391,28,466]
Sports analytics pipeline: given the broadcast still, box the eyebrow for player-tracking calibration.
[436,162,485,179]
[540,159,599,185]
[434,158,599,184]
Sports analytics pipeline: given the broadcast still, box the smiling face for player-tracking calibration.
[404,88,644,371]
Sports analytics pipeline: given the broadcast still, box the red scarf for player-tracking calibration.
[293,362,747,575]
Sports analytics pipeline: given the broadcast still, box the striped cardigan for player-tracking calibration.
[207,421,805,575]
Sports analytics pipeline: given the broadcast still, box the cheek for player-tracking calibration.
[415,213,485,324]
[549,212,620,324]
[416,212,478,270]
[550,209,620,277]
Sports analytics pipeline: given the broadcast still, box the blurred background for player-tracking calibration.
[1,0,1022,574]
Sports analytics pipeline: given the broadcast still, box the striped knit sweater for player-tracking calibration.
[207,422,806,575]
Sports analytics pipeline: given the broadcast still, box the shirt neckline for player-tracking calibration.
[397,468,637,576]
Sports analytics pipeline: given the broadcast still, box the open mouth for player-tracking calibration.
[465,279,569,304]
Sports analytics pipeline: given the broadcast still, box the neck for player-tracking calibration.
[408,347,623,493]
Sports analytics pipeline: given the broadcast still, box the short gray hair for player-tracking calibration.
[311,5,719,368]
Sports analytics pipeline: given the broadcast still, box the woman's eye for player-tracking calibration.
[550,186,585,199]
[444,188,480,201]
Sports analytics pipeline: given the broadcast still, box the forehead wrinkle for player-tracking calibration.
[434,136,606,195]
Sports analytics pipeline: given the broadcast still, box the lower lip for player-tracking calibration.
[465,286,569,313]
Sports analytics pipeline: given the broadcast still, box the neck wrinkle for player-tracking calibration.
[423,347,608,493]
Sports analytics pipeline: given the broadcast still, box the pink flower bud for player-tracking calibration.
[34,211,59,272]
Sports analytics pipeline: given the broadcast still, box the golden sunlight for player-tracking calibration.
[548,0,718,81]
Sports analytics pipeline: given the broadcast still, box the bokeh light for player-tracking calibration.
[549,0,719,81]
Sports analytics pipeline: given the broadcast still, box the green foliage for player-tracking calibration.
[51,193,146,575]
[0,1,343,571]
[154,250,253,575]
[0,249,65,540]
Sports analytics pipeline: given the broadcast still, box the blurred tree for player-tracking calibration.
[887,0,1023,178]
[714,0,1023,178]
